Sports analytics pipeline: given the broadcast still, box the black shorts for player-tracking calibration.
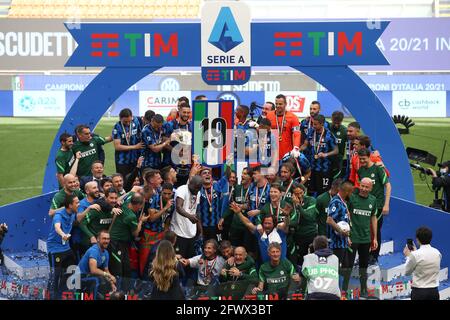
[309,171,332,196]
[174,235,196,258]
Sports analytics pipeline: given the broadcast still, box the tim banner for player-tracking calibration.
[392,90,446,117]
[138,90,191,117]
[13,90,66,117]
[265,91,318,117]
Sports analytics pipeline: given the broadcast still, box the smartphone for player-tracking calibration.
[407,238,415,251]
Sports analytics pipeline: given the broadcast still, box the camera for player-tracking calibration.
[406,238,415,251]
[410,163,435,176]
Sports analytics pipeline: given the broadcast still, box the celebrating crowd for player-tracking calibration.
[48,94,393,300]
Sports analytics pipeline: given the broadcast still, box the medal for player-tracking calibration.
[282,180,294,201]
[270,202,281,222]
[255,183,268,209]
[313,128,325,160]
[205,184,213,214]
[276,112,286,142]
[121,121,132,145]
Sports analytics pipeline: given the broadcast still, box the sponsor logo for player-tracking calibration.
[201,2,251,85]
[90,32,178,58]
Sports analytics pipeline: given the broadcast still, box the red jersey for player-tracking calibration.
[266,111,301,160]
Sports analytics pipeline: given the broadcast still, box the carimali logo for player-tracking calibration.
[201,2,251,85]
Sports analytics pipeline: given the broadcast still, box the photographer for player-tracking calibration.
[0,223,7,265]
[404,226,441,300]
[429,161,450,212]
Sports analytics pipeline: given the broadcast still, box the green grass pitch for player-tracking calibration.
[0,117,449,208]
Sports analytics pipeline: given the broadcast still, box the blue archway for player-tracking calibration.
[43,65,415,202]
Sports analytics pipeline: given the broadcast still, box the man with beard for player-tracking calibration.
[112,108,144,178]
[315,179,341,236]
[220,167,255,252]
[247,166,271,223]
[79,188,122,252]
[72,125,113,177]
[109,194,149,283]
[142,114,170,170]
[300,101,330,144]
[301,114,338,197]
[326,181,353,268]
[329,111,348,179]
[111,173,126,197]
[257,102,276,125]
[49,174,85,217]
[170,176,203,259]
[56,133,80,188]
[163,103,192,187]
[78,230,117,295]
[344,122,361,180]
[266,94,301,161]
[232,206,290,264]
[198,167,223,242]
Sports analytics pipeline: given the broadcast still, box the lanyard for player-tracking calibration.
[270,202,281,222]
[204,185,214,212]
[337,193,349,218]
[275,112,286,141]
[313,129,325,155]
[255,183,268,208]
[282,180,294,201]
[241,185,250,202]
[204,256,218,280]
[121,121,132,145]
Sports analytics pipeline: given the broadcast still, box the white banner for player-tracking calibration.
[392,91,446,117]
[13,91,66,116]
[138,91,191,117]
[265,91,318,118]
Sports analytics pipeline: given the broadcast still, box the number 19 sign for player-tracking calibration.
[192,100,234,166]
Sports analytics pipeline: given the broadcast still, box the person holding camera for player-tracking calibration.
[0,223,7,266]
[429,161,450,212]
[404,226,442,300]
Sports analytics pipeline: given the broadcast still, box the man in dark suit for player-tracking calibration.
[80,160,107,192]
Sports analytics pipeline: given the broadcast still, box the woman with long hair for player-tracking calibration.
[149,240,185,300]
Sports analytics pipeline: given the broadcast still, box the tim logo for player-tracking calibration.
[208,7,243,53]
[201,2,251,85]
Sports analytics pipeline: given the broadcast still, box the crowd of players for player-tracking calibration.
[47,94,391,300]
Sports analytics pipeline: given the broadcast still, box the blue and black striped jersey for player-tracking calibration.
[198,183,223,227]
[306,128,337,173]
[162,119,192,167]
[112,116,142,165]
[327,195,349,249]
[141,124,163,169]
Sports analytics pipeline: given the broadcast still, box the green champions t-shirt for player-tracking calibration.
[349,192,377,244]
[55,149,75,175]
[257,200,292,225]
[222,184,251,233]
[109,206,138,242]
[51,188,85,210]
[357,164,389,211]
[294,196,318,239]
[329,124,348,158]
[72,136,106,177]
[315,191,332,236]
[79,208,114,246]
[259,259,295,294]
